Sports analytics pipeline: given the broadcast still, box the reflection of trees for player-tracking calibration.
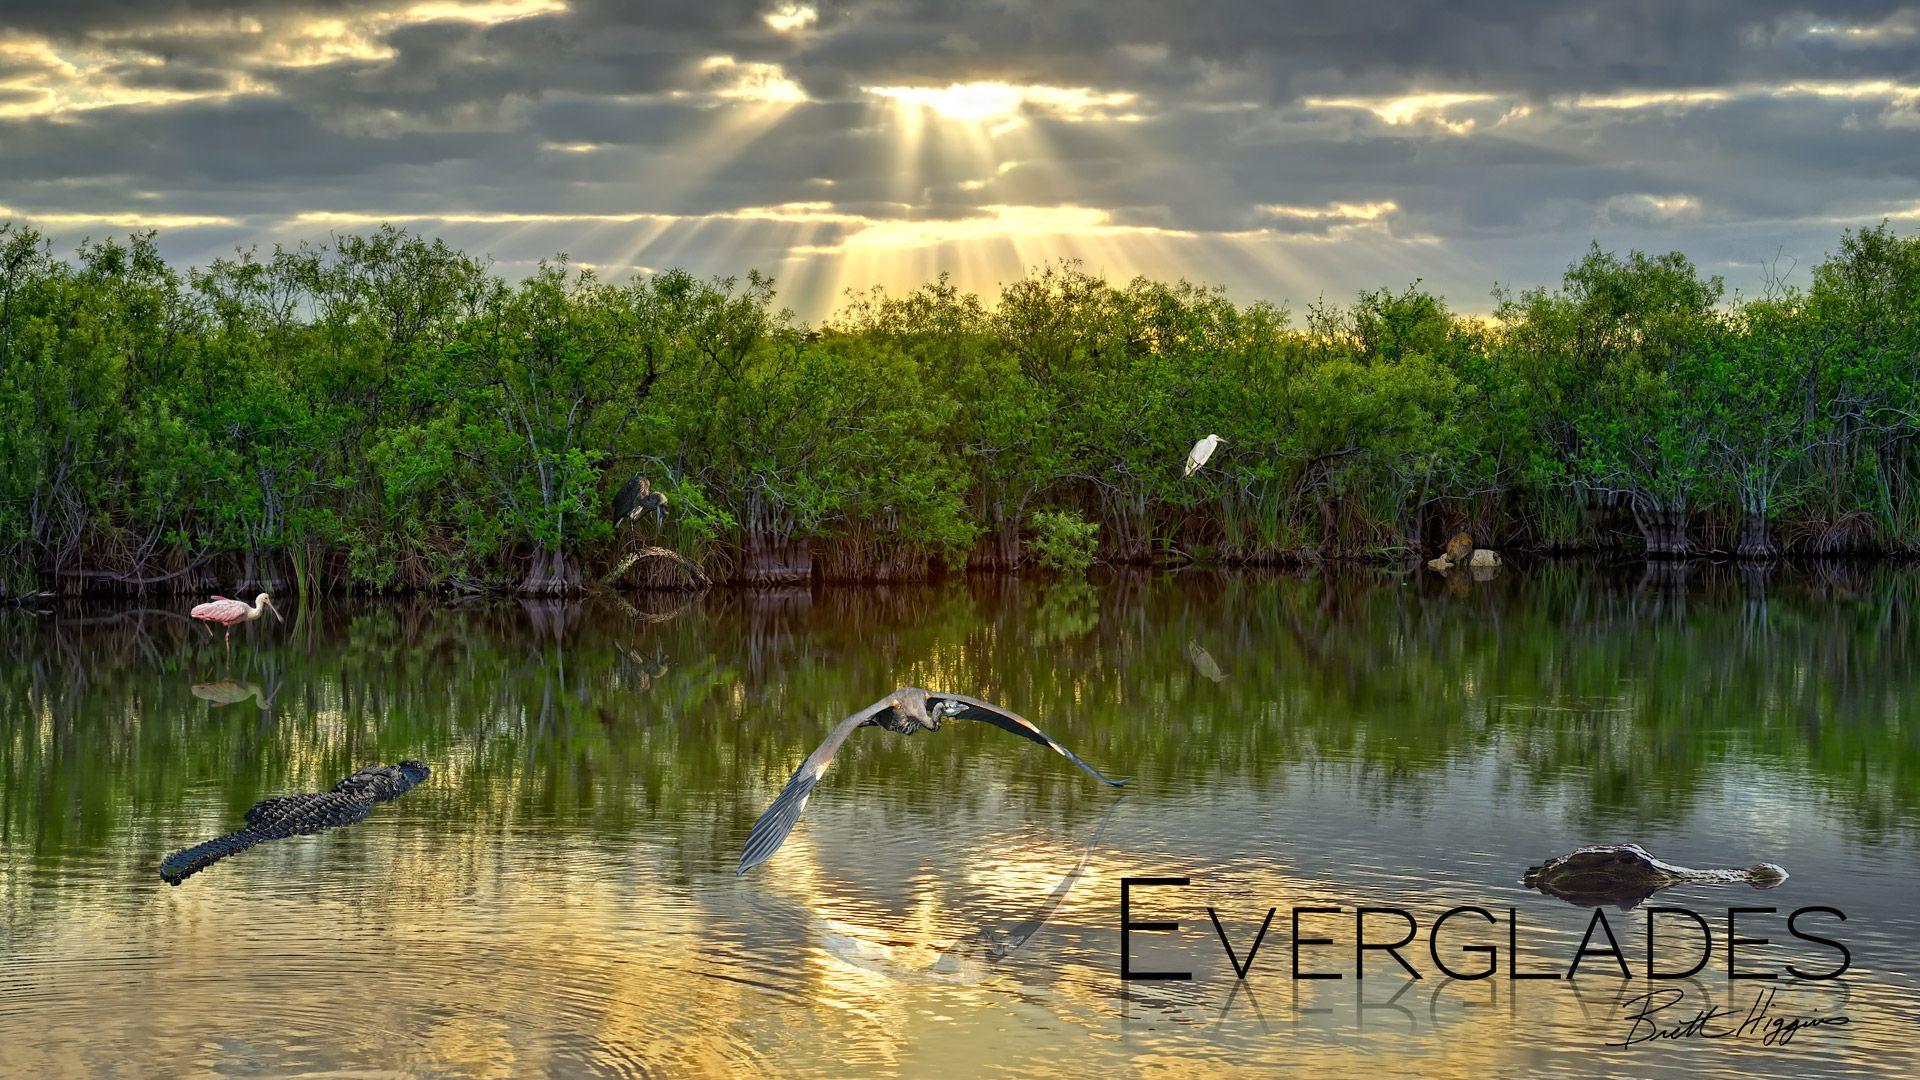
[3,566,1917,888]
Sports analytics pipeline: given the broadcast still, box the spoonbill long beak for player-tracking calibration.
[267,599,284,623]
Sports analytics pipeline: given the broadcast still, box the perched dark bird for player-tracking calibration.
[613,474,670,529]
[158,761,429,884]
[738,687,1128,874]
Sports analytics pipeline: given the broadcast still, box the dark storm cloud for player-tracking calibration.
[3,0,1919,317]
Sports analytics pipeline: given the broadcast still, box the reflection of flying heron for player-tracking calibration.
[1184,434,1226,477]
[811,795,1127,984]
[930,794,1125,974]
[613,474,670,530]
[738,687,1129,875]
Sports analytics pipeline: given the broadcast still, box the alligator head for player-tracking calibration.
[1524,844,1788,910]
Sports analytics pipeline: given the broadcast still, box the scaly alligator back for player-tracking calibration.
[159,761,429,885]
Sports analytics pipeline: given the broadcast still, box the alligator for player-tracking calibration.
[1523,843,1787,910]
[159,761,429,885]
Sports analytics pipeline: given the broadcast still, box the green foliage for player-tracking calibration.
[1026,508,1101,574]
[3,220,1920,593]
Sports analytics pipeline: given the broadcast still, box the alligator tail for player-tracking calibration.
[159,828,265,885]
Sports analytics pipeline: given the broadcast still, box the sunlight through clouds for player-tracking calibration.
[5,2,1920,324]
[0,204,238,228]
[763,3,819,34]
[700,56,810,104]
[0,1,571,118]
[1303,91,1510,133]
[864,82,1138,123]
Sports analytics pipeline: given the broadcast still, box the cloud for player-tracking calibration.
[763,3,817,34]
[2,1,1919,319]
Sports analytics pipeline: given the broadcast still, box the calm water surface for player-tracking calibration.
[2,566,1917,1076]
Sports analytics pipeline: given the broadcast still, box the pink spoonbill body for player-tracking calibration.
[189,592,282,637]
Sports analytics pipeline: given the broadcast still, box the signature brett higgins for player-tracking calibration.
[1619,987,1850,1047]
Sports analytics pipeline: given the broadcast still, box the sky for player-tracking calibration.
[3,1,1919,320]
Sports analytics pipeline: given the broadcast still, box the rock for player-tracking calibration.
[1427,554,1455,572]
[1468,548,1501,568]
[1445,532,1474,564]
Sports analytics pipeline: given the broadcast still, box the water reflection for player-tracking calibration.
[929,793,1125,975]
[189,678,274,710]
[1,564,1918,1075]
[801,794,1126,986]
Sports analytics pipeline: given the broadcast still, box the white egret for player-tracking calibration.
[1184,434,1225,477]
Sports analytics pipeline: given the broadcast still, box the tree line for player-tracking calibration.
[2,220,1916,595]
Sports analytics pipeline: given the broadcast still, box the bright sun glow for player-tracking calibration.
[701,56,809,104]
[763,3,818,33]
[863,81,1136,123]
[867,82,1026,122]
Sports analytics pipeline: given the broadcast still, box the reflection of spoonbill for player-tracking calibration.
[190,679,273,710]
[1184,434,1225,477]
[738,687,1128,874]
[189,592,281,642]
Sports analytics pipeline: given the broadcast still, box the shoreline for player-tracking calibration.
[10,549,1919,603]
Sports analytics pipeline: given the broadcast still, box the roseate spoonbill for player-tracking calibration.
[1184,434,1225,477]
[737,687,1128,874]
[189,592,282,642]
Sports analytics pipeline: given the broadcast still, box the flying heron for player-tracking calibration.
[1184,434,1226,477]
[738,687,1129,874]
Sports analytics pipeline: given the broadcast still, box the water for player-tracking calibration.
[2,565,1917,1076]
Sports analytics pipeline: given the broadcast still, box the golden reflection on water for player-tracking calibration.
[2,568,1919,1075]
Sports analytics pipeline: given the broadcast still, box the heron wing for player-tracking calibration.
[1183,440,1209,476]
[932,693,1129,787]
[738,703,894,874]
[612,476,643,523]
